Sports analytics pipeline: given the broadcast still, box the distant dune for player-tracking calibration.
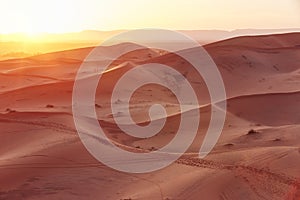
[1,29,300,60]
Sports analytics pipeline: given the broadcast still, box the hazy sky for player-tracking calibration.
[1,0,300,34]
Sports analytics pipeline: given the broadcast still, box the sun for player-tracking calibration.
[24,32,43,42]
[24,26,42,37]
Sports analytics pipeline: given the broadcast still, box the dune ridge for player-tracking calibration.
[0,33,299,200]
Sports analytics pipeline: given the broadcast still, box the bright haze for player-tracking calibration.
[0,0,299,34]
[0,0,299,59]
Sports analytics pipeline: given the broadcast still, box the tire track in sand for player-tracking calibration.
[176,156,300,199]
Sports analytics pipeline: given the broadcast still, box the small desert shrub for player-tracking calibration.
[6,108,16,113]
[95,104,102,108]
[247,129,259,135]
[149,147,157,151]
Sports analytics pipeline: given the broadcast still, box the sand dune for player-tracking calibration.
[0,33,299,200]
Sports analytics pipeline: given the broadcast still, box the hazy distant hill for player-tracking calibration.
[0,29,299,60]
[1,29,300,43]
[180,28,300,43]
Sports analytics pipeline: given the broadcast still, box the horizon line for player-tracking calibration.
[1,27,300,35]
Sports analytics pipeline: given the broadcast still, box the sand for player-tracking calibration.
[0,33,299,200]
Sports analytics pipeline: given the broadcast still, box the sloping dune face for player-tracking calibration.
[0,33,299,200]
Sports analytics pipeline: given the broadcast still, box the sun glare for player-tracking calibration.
[0,0,80,35]
[0,0,299,36]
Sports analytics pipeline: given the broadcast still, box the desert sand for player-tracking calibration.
[0,33,299,200]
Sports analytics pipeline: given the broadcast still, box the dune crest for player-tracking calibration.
[0,33,299,199]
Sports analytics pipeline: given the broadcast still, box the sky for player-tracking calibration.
[0,0,300,34]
